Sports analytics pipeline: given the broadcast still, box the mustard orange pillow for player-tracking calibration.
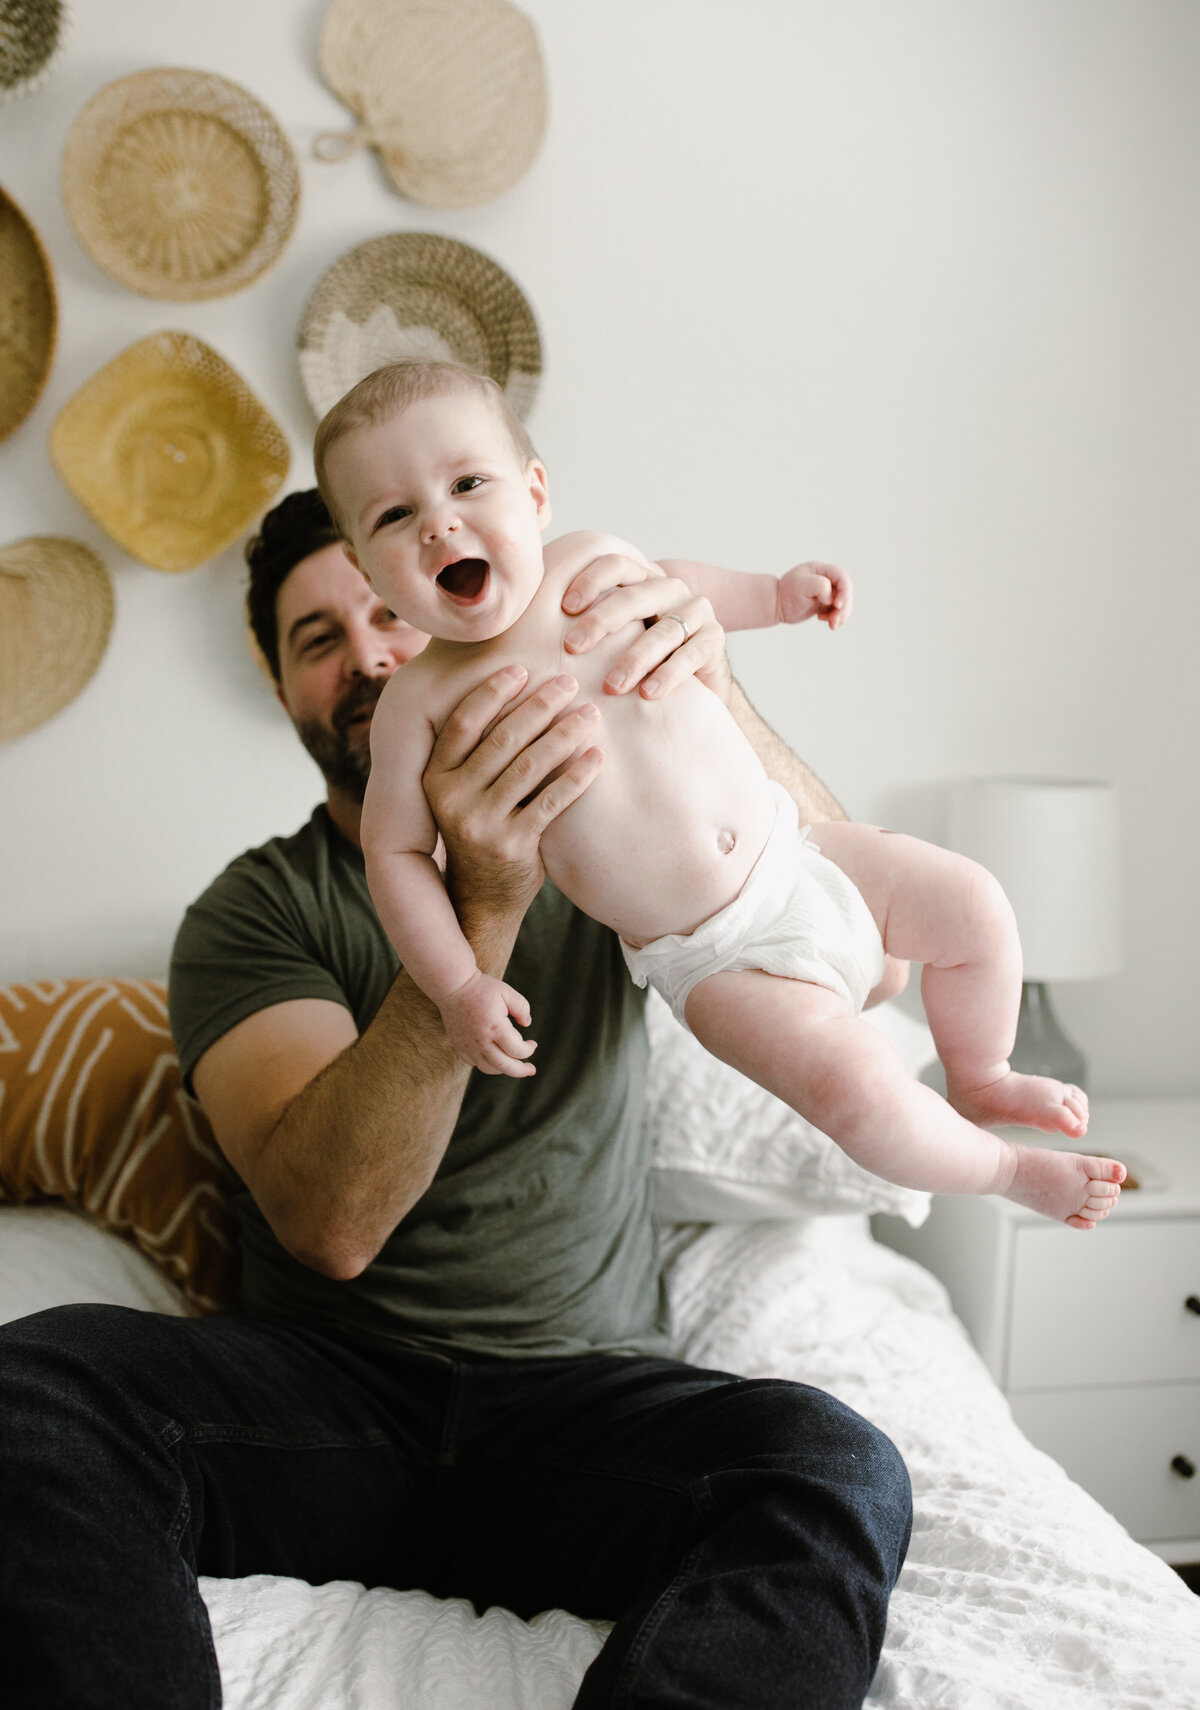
[0,979,237,1313]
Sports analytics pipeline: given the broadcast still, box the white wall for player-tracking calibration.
[1,0,1197,1093]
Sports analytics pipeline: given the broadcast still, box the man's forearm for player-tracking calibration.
[263,899,525,1279]
[726,676,847,823]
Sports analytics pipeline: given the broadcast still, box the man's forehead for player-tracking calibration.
[277,544,372,633]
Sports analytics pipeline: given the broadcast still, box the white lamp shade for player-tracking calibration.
[947,778,1123,982]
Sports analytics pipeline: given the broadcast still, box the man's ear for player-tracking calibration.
[528,460,552,531]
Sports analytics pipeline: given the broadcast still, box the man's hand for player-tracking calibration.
[778,562,852,629]
[422,664,605,917]
[560,552,730,703]
[440,969,537,1077]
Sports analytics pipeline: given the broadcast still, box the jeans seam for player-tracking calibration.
[181,1424,392,1451]
[534,1455,693,1496]
[609,1474,712,1706]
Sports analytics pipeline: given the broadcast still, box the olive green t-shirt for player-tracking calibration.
[168,806,668,1359]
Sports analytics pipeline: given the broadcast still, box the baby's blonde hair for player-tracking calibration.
[314,359,538,539]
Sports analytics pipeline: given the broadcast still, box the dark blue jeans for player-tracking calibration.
[0,1304,911,1708]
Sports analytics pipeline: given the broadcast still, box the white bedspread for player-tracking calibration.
[197,1216,1200,1710]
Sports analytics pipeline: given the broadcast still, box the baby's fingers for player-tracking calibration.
[482,1023,538,1077]
[502,983,532,1028]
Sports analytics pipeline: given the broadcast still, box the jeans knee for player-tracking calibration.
[721,1382,912,1570]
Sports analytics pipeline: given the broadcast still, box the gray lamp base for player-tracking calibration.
[919,980,1088,1097]
[1009,982,1087,1092]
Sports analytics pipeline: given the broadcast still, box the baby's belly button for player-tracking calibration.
[716,828,737,855]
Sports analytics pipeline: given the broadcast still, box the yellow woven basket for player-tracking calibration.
[0,536,114,744]
[315,0,546,208]
[0,184,57,442]
[297,232,542,422]
[49,331,291,572]
[62,67,300,300]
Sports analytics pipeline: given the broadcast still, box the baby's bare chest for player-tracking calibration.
[430,606,645,738]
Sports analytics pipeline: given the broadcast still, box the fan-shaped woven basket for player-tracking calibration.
[0,536,113,743]
[49,331,291,572]
[298,233,541,422]
[62,67,300,300]
[0,0,67,104]
[315,0,545,208]
[0,184,57,441]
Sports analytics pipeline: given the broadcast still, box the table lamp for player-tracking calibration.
[947,778,1123,1092]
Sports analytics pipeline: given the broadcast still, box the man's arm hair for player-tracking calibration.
[725,675,847,824]
[192,889,524,1281]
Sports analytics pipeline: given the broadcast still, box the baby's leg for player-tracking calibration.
[683,969,1124,1227]
[811,823,1088,1140]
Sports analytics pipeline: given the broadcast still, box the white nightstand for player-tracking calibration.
[873,1098,1200,1564]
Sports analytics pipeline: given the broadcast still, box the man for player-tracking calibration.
[0,489,911,1709]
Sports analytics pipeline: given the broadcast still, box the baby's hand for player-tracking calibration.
[778,562,852,630]
[440,971,537,1078]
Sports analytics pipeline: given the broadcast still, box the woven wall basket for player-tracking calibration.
[49,331,291,572]
[0,536,113,744]
[61,67,300,300]
[298,232,542,422]
[315,0,546,208]
[0,0,67,105]
[0,184,57,442]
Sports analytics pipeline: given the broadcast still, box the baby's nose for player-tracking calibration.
[423,511,459,543]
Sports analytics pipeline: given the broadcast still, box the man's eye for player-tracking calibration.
[303,632,334,652]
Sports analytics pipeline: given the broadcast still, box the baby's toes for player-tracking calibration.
[1062,1086,1089,1132]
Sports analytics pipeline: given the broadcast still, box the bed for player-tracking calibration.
[2,977,1199,1708]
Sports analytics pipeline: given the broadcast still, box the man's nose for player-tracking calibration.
[344,624,394,677]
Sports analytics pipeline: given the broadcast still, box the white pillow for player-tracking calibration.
[645,992,934,1226]
[0,1204,189,1326]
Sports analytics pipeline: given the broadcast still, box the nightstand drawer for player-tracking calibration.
[1007,1219,1200,1390]
[1011,1383,1200,1543]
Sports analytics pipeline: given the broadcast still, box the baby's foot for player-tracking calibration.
[1001,1143,1126,1229]
[947,1068,1088,1139]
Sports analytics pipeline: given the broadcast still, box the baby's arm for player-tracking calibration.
[656,557,852,631]
[362,674,536,1078]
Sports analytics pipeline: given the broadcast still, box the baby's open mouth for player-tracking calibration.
[436,558,489,604]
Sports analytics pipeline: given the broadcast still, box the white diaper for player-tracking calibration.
[621,783,885,1031]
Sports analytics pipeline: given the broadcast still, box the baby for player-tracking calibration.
[316,359,1124,1231]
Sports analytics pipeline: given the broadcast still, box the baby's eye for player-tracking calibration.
[452,475,484,495]
[374,505,411,530]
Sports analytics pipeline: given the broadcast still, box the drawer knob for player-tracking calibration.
[1186,1296,1200,1316]
[1171,1455,1196,1480]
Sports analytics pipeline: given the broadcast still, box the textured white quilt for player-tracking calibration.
[197,1216,1200,1710]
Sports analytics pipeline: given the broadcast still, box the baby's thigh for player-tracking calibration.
[808,822,964,948]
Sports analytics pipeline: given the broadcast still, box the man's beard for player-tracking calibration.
[294,678,384,805]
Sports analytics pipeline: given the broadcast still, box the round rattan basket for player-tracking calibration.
[0,0,67,105]
[49,331,291,572]
[315,0,546,208]
[297,232,541,422]
[61,67,300,300]
[0,184,57,442]
[0,536,113,744]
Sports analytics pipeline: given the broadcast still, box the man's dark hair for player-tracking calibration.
[245,488,342,682]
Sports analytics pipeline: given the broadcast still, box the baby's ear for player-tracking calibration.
[528,459,552,529]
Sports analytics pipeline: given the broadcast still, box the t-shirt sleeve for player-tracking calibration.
[169,847,354,1091]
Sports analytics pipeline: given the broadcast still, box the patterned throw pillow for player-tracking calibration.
[0,979,237,1312]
